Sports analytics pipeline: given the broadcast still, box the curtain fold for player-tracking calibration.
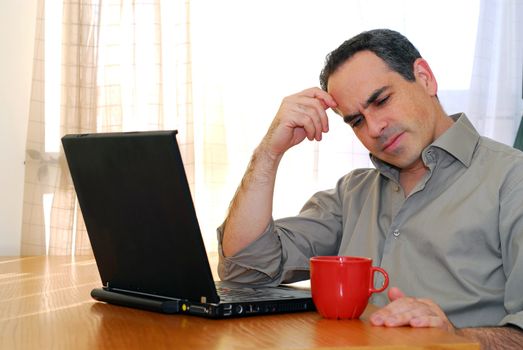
[46,0,101,255]
[466,0,523,146]
[21,0,193,255]
[21,0,46,255]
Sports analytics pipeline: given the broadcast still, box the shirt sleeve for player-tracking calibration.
[217,178,346,286]
[498,162,523,329]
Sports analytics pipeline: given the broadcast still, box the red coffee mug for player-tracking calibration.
[310,256,389,319]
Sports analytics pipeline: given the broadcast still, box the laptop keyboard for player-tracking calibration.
[217,286,300,302]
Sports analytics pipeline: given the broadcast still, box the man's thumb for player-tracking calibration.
[388,287,406,302]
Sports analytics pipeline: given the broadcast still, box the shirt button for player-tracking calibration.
[393,230,400,237]
[394,185,400,192]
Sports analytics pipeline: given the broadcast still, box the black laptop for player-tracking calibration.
[61,130,314,318]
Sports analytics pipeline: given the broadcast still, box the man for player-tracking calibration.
[218,29,523,348]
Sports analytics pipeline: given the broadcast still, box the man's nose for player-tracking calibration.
[366,113,387,138]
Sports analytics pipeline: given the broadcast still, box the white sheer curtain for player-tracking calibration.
[22,0,521,255]
[21,0,194,255]
[466,0,523,145]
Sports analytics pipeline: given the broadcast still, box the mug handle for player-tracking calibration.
[369,266,389,294]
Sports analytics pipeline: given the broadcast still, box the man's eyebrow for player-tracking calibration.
[363,86,390,109]
[343,113,362,125]
[342,86,390,124]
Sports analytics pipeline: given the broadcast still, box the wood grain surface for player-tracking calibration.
[0,256,479,349]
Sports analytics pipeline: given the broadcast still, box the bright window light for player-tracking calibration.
[44,0,63,153]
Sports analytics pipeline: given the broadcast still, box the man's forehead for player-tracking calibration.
[332,84,389,116]
[329,79,392,116]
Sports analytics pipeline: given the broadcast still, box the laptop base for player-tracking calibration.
[91,288,180,314]
[91,287,315,318]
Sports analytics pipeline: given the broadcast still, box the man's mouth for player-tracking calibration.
[382,132,404,152]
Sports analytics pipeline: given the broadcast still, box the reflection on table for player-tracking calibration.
[0,256,479,349]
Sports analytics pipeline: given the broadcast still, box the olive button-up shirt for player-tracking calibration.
[217,114,523,329]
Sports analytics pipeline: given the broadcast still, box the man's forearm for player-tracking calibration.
[222,145,282,257]
[221,87,335,257]
[456,325,523,349]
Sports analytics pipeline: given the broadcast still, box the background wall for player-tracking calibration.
[0,0,38,255]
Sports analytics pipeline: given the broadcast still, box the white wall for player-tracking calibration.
[0,0,38,255]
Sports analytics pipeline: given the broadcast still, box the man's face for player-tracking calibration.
[327,51,444,171]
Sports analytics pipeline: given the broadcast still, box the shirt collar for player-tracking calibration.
[370,113,480,174]
[430,113,479,167]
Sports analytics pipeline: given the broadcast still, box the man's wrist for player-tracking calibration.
[455,325,523,350]
[255,141,283,164]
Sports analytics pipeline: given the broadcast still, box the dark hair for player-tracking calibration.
[319,29,422,91]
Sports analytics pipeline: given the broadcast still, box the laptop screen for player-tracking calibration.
[62,131,220,303]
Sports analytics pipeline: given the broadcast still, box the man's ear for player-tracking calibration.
[413,58,438,97]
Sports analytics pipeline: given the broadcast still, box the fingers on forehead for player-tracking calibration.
[302,87,337,107]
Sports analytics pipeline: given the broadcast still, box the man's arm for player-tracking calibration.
[221,87,337,257]
[369,287,523,349]
[456,326,523,350]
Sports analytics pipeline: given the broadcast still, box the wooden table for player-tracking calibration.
[0,256,479,349]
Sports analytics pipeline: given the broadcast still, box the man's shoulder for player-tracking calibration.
[476,136,523,164]
[474,136,523,190]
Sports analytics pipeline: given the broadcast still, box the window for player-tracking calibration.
[40,0,481,254]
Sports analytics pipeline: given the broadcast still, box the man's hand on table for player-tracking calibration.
[369,287,523,350]
[369,287,454,331]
